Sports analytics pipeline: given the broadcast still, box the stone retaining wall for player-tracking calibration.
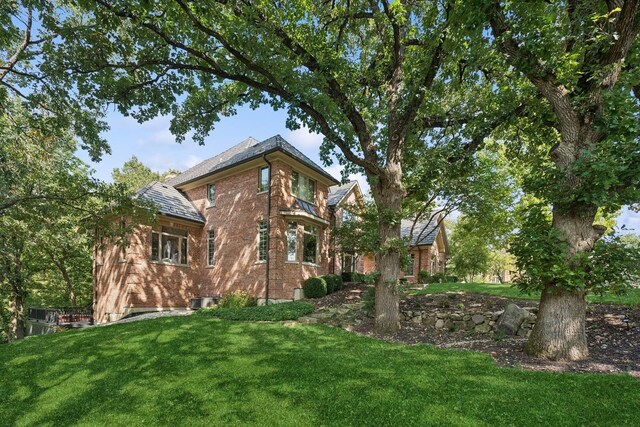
[401,305,538,337]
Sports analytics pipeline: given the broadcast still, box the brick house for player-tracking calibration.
[362,214,450,282]
[93,135,339,323]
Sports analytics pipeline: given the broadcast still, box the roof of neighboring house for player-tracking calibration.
[401,217,441,246]
[137,181,205,224]
[328,180,359,207]
[166,135,338,187]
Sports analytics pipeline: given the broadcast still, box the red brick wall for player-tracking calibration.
[93,220,202,323]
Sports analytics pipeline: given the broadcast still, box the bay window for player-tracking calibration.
[303,224,318,264]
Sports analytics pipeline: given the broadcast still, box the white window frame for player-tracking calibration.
[150,227,189,266]
[287,222,298,262]
[207,183,216,207]
[291,171,316,204]
[258,166,269,193]
[258,221,268,262]
[207,229,215,266]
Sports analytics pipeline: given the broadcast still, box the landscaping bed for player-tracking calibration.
[315,282,640,378]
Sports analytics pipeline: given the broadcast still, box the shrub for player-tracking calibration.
[219,290,257,309]
[303,276,327,298]
[399,277,409,285]
[323,274,343,293]
[333,274,344,290]
[432,272,446,283]
[341,272,355,282]
[198,301,313,321]
[362,287,375,314]
[323,275,337,294]
[418,270,430,284]
[445,275,459,283]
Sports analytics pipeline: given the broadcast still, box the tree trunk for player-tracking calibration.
[370,170,405,334]
[59,262,76,306]
[525,206,601,361]
[8,293,25,341]
[525,285,587,360]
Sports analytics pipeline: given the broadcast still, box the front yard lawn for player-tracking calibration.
[412,282,640,306]
[1,315,639,426]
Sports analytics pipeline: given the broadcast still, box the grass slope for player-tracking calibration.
[412,282,640,306]
[1,316,639,426]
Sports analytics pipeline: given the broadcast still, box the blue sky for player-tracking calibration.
[77,105,640,234]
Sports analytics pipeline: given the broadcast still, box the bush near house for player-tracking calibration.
[303,277,327,298]
[219,290,258,309]
[198,301,313,321]
[323,274,343,293]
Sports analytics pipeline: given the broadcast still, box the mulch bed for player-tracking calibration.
[315,282,640,379]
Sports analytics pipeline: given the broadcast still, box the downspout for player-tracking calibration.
[263,154,272,305]
[329,206,336,274]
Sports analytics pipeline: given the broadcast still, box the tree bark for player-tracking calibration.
[8,293,25,341]
[525,205,601,360]
[525,285,587,361]
[370,170,404,334]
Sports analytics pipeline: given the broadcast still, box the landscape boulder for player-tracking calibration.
[495,303,528,335]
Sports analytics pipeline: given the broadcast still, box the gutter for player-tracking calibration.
[263,154,272,305]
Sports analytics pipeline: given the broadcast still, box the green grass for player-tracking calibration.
[411,282,640,306]
[1,316,639,426]
[198,301,313,321]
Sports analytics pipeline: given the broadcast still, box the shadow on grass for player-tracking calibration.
[1,316,639,426]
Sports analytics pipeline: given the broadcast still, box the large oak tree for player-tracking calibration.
[478,0,640,360]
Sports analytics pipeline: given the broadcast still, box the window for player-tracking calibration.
[287,222,297,262]
[259,167,269,193]
[303,224,318,264]
[150,227,188,265]
[258,222,268,262]
[291,171,316,204]
[342,253,354,273]
[207,230,215,266]
[207,183,216,207]
[404,254,415,276]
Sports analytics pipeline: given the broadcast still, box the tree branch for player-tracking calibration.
[0,9,32,82]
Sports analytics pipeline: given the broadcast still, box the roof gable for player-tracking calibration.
[167,135,337,187]
[328,180,360,207]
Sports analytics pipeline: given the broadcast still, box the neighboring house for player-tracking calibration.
[363,214,450,282]
[94,135,338,323]
[327,180,365,276]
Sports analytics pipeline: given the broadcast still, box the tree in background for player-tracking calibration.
[112,156,180,194]
[476,0,640,360]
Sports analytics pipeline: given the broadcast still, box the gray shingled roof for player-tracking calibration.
[166,135,338,187]
[137,181,205,223]
[328,181,358,207]
[401,218,439,246]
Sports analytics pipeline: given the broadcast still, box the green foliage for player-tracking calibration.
[362,287,375,315]
[0,98,152,340]
[509,205,640,295]
[449,217,491,282]
[303,277,327,299]
[219,290,258,309]
[112,156,179,194]
[198,301,312,321]
[323,274,343,294]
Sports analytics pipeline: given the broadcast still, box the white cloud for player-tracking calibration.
[618,207,640,233]
[285,126,323,150]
